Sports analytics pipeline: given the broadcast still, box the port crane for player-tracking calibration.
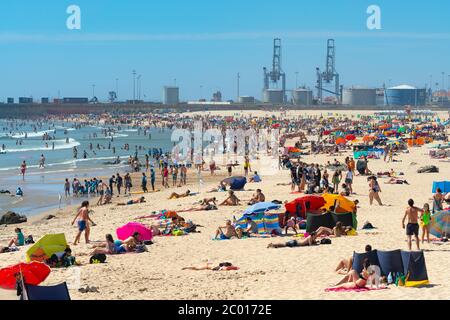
[263,38,287,103]
[316,39,342,104]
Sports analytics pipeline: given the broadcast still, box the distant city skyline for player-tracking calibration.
[0,0,449,102]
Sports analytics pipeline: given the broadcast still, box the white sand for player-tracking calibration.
[1,109,449,300]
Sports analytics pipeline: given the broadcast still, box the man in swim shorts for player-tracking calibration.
[72,201,95,245]
[402,199,423,251]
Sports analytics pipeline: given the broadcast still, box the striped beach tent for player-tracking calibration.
[235,212,281,235]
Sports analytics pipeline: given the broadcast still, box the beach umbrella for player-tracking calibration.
[335,137,346,145]
[26,234,68,263]
[345,134,356,141]
[429,210,450,238]
[243,202,281,215]
[0,262,51,290]
[321,193,356,214]
[116,222,153,241]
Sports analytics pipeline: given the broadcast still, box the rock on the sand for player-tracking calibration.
[0,211,27,225]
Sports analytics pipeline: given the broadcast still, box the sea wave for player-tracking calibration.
[0,155,125,172]
[2,138,80,153]
[10,130,55,139]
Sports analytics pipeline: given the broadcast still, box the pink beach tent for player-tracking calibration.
[116,222,153,241]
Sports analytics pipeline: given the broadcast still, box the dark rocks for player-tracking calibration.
[0,211,27,225]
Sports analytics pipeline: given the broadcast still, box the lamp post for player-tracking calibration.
[132,70,137,103]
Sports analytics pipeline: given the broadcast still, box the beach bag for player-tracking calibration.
[320,238,332,245]
[89,253,107,264]
[395,273,406,287]
[362,222,375,230]
[172,229,184,236]
[25,235,35,244]
[134,244,147,253]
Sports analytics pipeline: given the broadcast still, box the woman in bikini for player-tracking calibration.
[331,258,371,289]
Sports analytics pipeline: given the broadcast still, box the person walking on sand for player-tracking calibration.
[116,173,123,196]
[72,201,95,245]
[402,199,424,251]
[150,168,156,191]
[64,178,71,198]
[368,176,382,206]
[20,161,26,181]
[96,180,108,206]
[141,172,148,193]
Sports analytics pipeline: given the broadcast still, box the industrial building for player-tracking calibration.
[212,91,222,102]
[163,86,179,105]
[19,97,33,104]
[384,85,427,106]
[239,96,255,104]
[292,89,313,105]
[342,88,377,106]
[263,89,284,104]
[63,97,89,104]
[7,98,14,104]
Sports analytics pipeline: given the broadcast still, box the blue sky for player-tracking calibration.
[0,0,449,102]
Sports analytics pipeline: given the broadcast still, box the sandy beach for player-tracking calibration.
[1,110,449,300]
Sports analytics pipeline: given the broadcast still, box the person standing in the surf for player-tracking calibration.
[20,161,26,180]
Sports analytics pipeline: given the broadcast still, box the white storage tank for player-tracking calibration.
[342,88,377,106]
[163,86,179,105]
[292,89,313,105]
[239,96,255,104]
[263,89,284,104]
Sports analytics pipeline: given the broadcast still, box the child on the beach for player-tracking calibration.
[420,203,431,244]
[285,216,298,235]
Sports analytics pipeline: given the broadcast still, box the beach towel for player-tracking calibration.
[325,286,388,293]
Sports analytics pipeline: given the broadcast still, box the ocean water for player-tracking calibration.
[0,120,174,216]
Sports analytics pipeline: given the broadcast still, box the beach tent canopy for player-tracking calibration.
[306,211,356,233]
[432,181,450,193]
[116,222,153,241]
[284,195,325,219]
[235,212,281,235]
[321,193,356,213]
[429,210,450,238]
[0,262,51,290]
[23,282,71,300]
[352,250,429,287]
[26,234,68,263]
[243,202,281,215]
[221,176,247,190]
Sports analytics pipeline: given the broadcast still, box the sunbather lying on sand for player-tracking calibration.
[90,234,126,255]
[384,178,409,185]
[200,197,217,205]
[208,182,227,193]
[169,190,191,199]
[315,222,351,238]
[267,232,318,248]
[330,258,371,290]
[219,191,241,206]
[182,261,239,271]
[178,203,217,212]
[117,196,146,206]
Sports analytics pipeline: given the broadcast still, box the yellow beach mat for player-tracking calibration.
[130,190,160,195]
[26,234,68,262]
